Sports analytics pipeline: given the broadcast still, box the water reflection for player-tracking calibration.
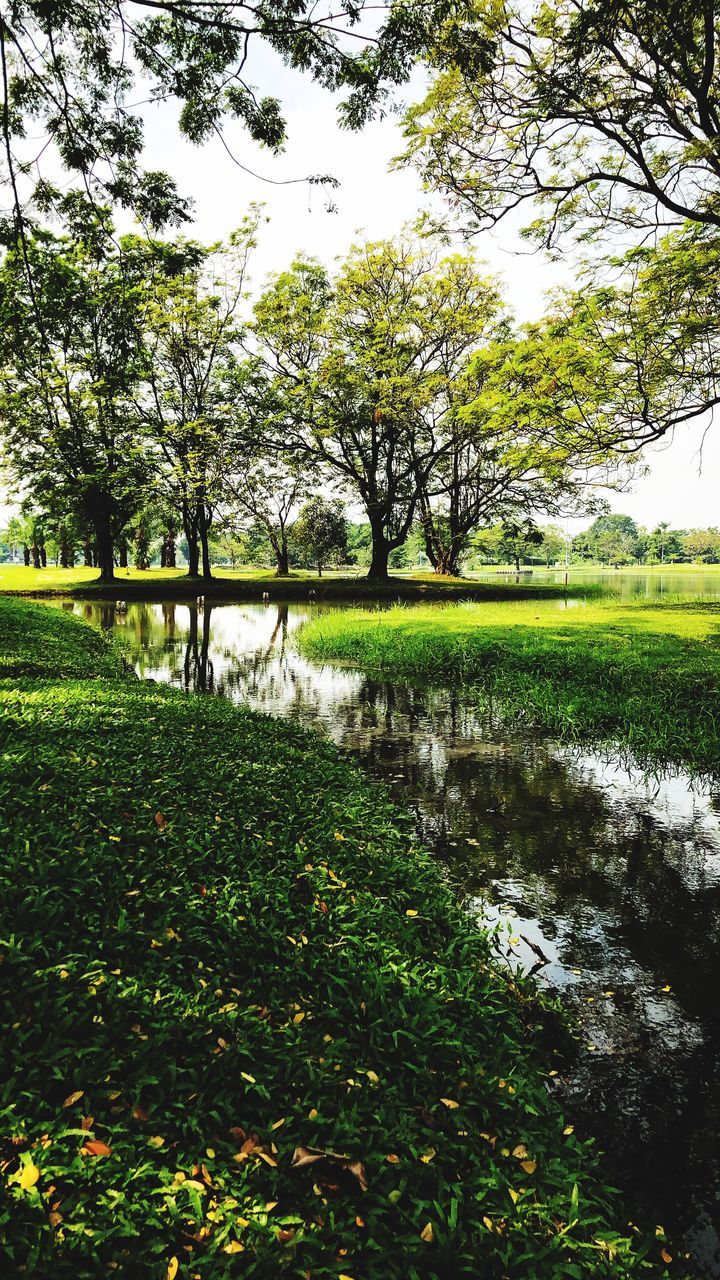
[473,567,720,599]
[70,598,720,1276]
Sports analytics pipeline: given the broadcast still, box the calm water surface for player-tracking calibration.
[69,597,720,1277]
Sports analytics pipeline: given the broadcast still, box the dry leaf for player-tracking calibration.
[155,812,168,831]
[440,1097,459,1110]
[81,1140,112,1157]
[223,1241,244,1254]
[520,1159,537,1175]
[291,1146,368,1192]
[508,1188,519,1205]
[512,1144,529,1160]
[62,1090,84,1108]
[167,1259,178,1280]
[420,1222,434,1243]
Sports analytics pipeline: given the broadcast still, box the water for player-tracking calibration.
[471,567,720,599]
[67,598,720,1276]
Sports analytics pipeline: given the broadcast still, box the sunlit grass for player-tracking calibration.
[299,596,720,775]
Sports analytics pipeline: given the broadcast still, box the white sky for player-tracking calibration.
[3,43,719,532]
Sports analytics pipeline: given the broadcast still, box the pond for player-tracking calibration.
[67,597,720,1277]
[471,567,720,598]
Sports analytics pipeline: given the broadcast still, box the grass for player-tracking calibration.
[298,597,720,776]
[0,598,667,1277]
[0,562,601,604]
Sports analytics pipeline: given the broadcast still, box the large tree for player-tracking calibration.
[139,221,259,581]
[253,240,504,579]
[0,219,163,581]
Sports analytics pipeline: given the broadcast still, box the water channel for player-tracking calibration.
[65,596,720,1277]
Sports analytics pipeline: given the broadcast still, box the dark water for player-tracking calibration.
[67,598,720,1276]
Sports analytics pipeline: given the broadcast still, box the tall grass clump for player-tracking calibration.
[299,598,720,776]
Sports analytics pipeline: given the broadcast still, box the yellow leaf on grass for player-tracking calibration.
[660,1249,673,1263]
[271,1118,285,1130]
[19,1163,40,1190]
[167,1259,178,1280]
[240,1072,256,1084]
[440,1097,459,1109]
[420,1223,434,1243]
[520,1160,537,1175]
[405,909,418,917]
[63,1090,84,1108]
[508,1188,519,1205]
[223,1241,244,1254]
[148,1136,165,1149]
[563,1126,574,1136]
[483,1216,494,1231]
[366,1070,379,1084]
[293,1012,305,1024]
[512,1144,528,1160]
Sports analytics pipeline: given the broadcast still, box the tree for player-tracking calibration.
[682,528,720,563]
[0,221,161,581]
[472,519,544,572]
[140,221,259,581]
[538,524,567,567]
[254,239,506,580]
[293,497,348,576]
[404,1,720,251]
[575,514,640,566]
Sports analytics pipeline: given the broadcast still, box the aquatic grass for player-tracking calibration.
[0,599,665,1277]
[298,598,720,776]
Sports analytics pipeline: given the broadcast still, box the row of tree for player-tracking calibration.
[0,214,624,583]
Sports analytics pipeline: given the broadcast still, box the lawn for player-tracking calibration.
[0,599,664,1277]
[0,562,599,604]
[298,597,720,775]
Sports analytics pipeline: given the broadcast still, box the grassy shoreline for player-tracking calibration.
[0,599,664,1276]
[0,563,600,605]
[298,598,720,776]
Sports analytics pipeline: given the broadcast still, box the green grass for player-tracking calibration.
[0,562,600,604]
[299,597,720,776]
[0,599,665,1277]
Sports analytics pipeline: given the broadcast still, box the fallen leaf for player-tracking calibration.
[512,1144,529,1160]
[155,812,168,831]
[81,1140,112,1157]
[660,1249,673,1263]
[19,1163,40,1190]
[563,1126,574,1136]
[223,1241,244,1254]
[167,1259,178,1280]
[132,1104,149,1121]
[62,1090,84,1108]
[366,1071,379,1085]
[420,1222,434,1243]
[405,909,418,918]
[240,1071,256,1084]
[520,1159,537,1175]
[440,1097,459,1109]
[291,1147,368,1192]
[508,1188,519,1205]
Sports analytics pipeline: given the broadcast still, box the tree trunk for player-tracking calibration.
[275,539,289,577]
[119,542,128,568]
[83,542,94,567]
[40,543,47,567]
[198,505,212,583]
[183,504,201,578]
[32,541,41,569]
[367,519,390,580]
[165,531,177,569]
[22,544,30,567]
[93,509,115,583]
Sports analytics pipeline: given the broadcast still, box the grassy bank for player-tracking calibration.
[299,598,720,776]
[0,599,664,1277]
[0,563,598,604]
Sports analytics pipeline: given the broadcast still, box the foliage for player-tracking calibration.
[300,596,720,776]
[293,496,348,575]
[0,599,662,1277]
[0,1,459,233]
[403,0,720,250]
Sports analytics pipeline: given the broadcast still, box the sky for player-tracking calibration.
[3,38,719,532]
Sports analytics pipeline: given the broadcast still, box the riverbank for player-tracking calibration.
[299,598,720,776]
[0,599,664,1277]
[0,563,598,604]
